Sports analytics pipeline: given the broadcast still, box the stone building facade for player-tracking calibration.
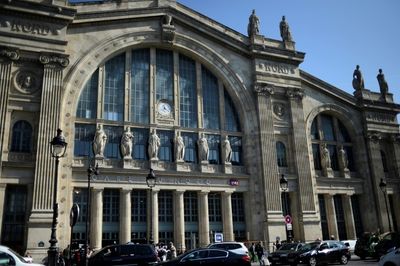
[0,0,399,260]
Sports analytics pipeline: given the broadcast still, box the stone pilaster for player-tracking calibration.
[324,194,338,240]
[255,84,281,212]
[174,190,185,253]
[91,188,103,250]
[120,188,132,244]
[221,192,234,241]
[0,184,6,238]
[389,134,400,179]
[342,194,356,240]
[392,193,400,232]
[198,191,210,247]
[0,47,19,176]
[31,53,69,213]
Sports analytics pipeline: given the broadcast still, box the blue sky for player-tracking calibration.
[178,0,400,103]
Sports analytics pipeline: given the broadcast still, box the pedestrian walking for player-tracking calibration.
[255,241,265,266]
[249,242,256,262]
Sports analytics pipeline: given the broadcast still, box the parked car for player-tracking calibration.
[0,245,44,266]
[341,240,356,255]
[158,248,251,266]
[378,247,400,266]
[268,242,304,265]
[207,241,249,255]
[88,243,158,266]
[355,232,400,259]
[287,240,350,266]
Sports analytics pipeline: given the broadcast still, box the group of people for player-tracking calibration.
[248,241,268,266]
[155,242,177,262]
[60,244,93,266]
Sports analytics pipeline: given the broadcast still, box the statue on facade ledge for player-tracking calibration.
[93,125,107,158]
[198,133,209,162]
[352,65,365,91]
[377,68,389,97]
[320,143,331,172]
[174,131,185,162]
[120,128,133,159]
[222,136,232,164]
[279,16,293,42]
[148,129,160,160]
[247,9,260,37]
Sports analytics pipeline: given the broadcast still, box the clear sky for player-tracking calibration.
[178,0,400,103]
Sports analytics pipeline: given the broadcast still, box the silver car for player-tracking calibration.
[207,242,249,255]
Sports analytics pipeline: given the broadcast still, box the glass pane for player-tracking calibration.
[328,144,338,170]
[344,146,355,171]
[158,130,174,162]
[208,193,222,222]
[156,49,173,103]
[206,134,220,164]
[311,119,319,140]
[103,126,123,159]
[179,55,197,128]
[131,49,150,124]
[202,67,220,130]
[312,144,321,170]
[184,191,198,222]
[229,136,242,166]
[11,121,32,153]
[77,70,98,119]
[158,191,173,222]
[104,54,125,121]
[74,124,95,157]
[182,132,197,163]
[132,128,149,160]
[321,115,335,141]
[338,120,351,142]
[224,90,240,132]
[276,141,287,167]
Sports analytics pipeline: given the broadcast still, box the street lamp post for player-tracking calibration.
[279,174,292,242]
[48,129,68,266]
[146,169,157,244]
[85,162,98,266]
[379,178,392,232]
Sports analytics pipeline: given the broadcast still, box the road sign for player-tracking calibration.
[286,223,293,230]
[215,233,224,243]
[284,215,292,224]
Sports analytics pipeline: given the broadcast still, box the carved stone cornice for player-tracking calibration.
[39,53,69,68]
[286,87,304,101]
[0,47,20,61]
[254,83,274,97]
[366,131,382,144]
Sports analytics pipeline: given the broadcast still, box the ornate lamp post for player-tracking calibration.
[279,174,292,242]
[379,178,392,232]
[146,169,157,244]
[85,162,98,266]
[48,129,67,266]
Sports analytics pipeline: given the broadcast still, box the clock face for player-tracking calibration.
[158,102,172,116]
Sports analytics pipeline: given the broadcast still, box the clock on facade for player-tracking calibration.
[158,102,172,116]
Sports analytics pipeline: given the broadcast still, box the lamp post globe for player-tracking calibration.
[146,169,157,244]
[48,129,67,266]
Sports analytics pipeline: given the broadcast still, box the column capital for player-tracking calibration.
[366,131,382,144]
[39,53,69,68]
[254,83,274,97]
[174,190,185,195]
[199,190,210,196]
[0,47,20,61]
[286,87,304,101]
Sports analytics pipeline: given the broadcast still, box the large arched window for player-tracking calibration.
[11,120,32,153]
[310,113,355,172]
[74,48,243,166]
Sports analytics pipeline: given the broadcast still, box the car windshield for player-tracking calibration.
[279,243,299,251]
[298,243,319,252]
[7,248,27,263]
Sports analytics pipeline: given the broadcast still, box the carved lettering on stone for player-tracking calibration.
[366,112,396,124]
[256,60,296,76]
[10,20,51,36]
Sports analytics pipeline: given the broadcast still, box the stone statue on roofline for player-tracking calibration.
[352,65,365,91]
[279,16,293,42]
[377,68,389,97]
[247,9,260,37]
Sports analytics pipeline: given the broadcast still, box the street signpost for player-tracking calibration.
[214,233,223,243]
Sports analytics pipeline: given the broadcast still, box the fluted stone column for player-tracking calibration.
[198,191,210,247]
[342,194,356,240]
[31,54,69,213]
[324,194,338,240]
[149,189,159,244]
[0,48,19,179]
[0,184,6,238]
[222,192,234,241]
[120,189,131,244]
[174,190,185,253]
[91,188,103,250]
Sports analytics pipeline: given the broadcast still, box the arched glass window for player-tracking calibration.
[11,120,32,153]
[77,70,98,119]
[381,150,388,173]
[310,114,355,173]
[74,48,243,166]
[276,141,287,167]
[224,90,240,132]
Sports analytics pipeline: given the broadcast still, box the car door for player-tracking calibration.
[180,250,208,266]
[328,241,342,262]
[202,250,228,265]
[316,242,330,264]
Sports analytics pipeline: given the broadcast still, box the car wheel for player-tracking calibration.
[309,257,317,266]
[339,255,348,265]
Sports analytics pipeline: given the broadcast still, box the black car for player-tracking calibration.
[158,248,251,266]
[268,242,304,265]
[287,241,350,266]
[355,232,400,259]
[88,243,158,266]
